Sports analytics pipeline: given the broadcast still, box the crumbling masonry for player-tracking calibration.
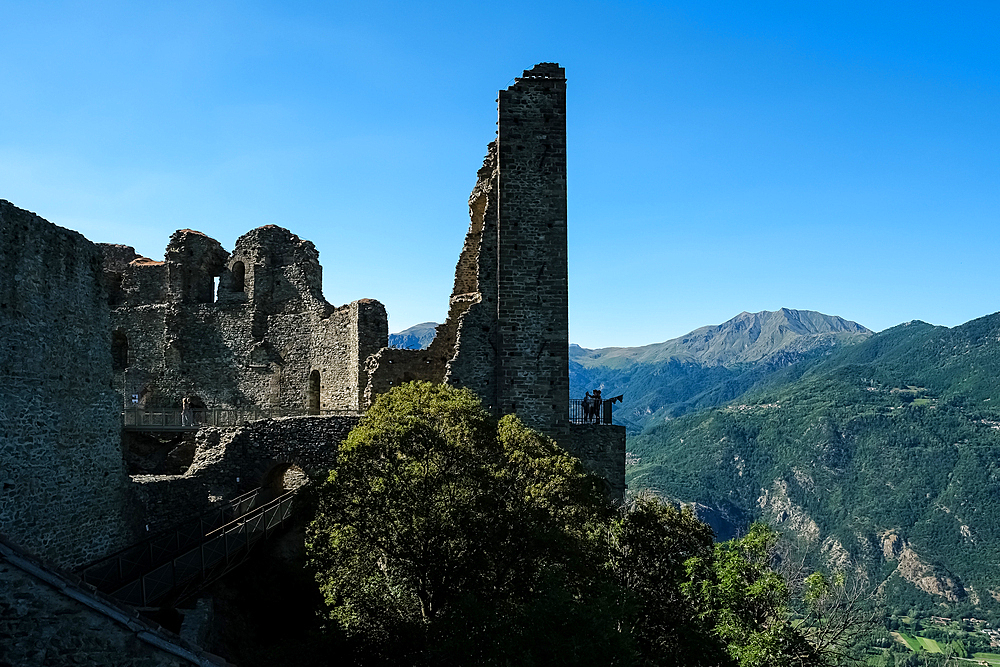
[0,63,625,575]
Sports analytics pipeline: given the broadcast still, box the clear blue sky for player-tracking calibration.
[2,1,997,348]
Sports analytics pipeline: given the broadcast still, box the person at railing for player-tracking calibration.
[590,389,602,423]
[181,397,193,427]
[582,391,594,423]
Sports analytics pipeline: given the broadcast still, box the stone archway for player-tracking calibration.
[230,261,245,293]
[260,461,310,498]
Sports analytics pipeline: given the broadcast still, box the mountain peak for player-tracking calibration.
[572,309,871,370]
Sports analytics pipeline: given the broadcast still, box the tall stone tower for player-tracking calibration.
[495,63,570,440]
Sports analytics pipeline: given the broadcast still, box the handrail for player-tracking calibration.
[121,406,358,431]
[78,489,297,609]
[569,397,618,425]
[78,487,266,592]
[108,492,296,608]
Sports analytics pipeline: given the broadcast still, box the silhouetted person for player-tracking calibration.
[181,397,193,427]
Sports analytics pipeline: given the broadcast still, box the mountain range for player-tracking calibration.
[570,308,871,433]
[626,311,1000,615]
[388,321,438,350]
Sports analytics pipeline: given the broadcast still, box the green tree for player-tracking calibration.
[306,382,622,665]
[607,494,725,666]
[308,381,840,666]
[684,523,822,667]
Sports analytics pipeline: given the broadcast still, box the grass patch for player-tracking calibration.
[973,653,1000,664]
[893,632,922,651]
[915,636,942,653]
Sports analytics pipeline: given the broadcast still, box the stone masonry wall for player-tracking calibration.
[496,63,570,442]
[443,141,501,408]
[363,142,500,407]
[569,424,627,500]
[0,535,224,666]
[131,416,357,532]
[0,200,134,569]
[106,225,387,418]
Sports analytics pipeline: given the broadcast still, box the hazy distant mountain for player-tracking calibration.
[388,322,438,350]
[570,308,872,432]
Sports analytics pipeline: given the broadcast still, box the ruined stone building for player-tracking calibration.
[0,63,625,586]
[102,224,387,418]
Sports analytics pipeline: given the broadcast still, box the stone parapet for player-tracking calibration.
[569,424,627,501]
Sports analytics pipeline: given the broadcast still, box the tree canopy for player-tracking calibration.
[306,381,842,666]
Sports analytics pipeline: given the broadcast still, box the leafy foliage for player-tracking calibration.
[306,382,621,665]
[308,382,845,666]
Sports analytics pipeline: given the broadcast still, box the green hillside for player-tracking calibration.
[627,312,1000,614]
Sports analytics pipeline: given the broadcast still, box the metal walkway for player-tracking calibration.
[78,487,295,608]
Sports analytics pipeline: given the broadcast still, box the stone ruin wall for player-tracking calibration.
[364,63,572,441]
[106,225,387,419]
[364,140,500,408]
[495,63,571,441]
[0,200,135,569]
[131,416,358,533]
[361,64,623,496]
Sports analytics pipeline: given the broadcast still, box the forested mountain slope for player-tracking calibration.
[571,308,871,432]
[627,313,1000,614]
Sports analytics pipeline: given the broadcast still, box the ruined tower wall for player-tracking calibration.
[363,142,502,407]
[365,64,572,446]
[443,142,501,408]
[108,226,387,417]
[0,201,134,568]
[495,64,570,441]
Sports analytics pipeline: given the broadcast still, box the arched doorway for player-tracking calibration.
[111,330,129,371]
[230,261,245,292]
[307,370,321,415]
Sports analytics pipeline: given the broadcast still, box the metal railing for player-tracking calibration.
[79,488,267,593]
[569,397,621,425]
[79,488,296,608]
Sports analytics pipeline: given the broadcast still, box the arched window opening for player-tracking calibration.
[307,370,321,415]
[111,330,129,372]
[261,463,310,497]
[231,261,246,292]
